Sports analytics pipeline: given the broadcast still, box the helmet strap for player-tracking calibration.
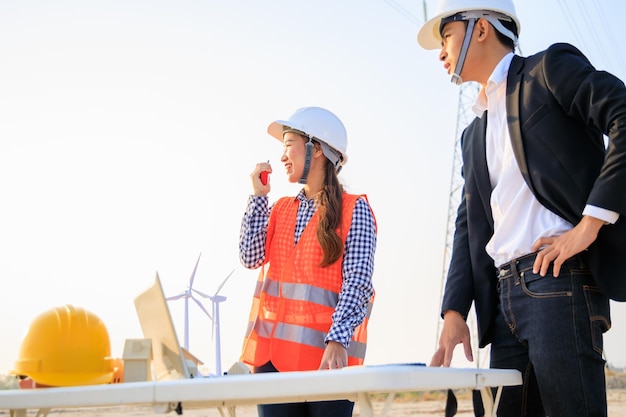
[451,18,476,85]
[298,136,314,184]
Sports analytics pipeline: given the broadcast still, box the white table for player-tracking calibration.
[0,363,521,417]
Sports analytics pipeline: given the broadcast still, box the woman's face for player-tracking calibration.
[281,131,307,183]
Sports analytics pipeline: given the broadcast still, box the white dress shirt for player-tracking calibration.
[471,52,617,267]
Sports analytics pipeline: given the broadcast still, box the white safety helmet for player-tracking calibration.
[418,0,519,85]
[417,0,520,50]
[268,106,348,167]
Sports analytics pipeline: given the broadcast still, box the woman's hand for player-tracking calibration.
[319,341,348,370]
[251,161,272,196]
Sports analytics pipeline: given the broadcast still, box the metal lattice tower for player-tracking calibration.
[416,0,485,367]
[435,81,484,365]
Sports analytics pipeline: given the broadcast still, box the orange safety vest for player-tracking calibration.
[241,192,375,372]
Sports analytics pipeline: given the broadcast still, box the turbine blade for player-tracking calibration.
[191,296,213,322]
[214,269,235,296]
[189,252,202,289]
[166,292,187,301]
[192,288,211,298]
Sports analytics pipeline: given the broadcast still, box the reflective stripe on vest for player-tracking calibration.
[249,315,369,360]
[260,277,339,308]
[271,322,368,360]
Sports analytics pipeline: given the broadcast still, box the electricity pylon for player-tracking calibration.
[435,81,486,367]
[416,0,486,367]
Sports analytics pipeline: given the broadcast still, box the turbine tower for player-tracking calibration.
[166,253,214,352]
[192,269,235,376]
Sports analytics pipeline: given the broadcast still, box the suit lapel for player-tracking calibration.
[465,112,493,223]
[506,55,532,188]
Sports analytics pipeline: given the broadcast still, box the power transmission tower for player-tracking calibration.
[416,0,485,367]
[435,81,486,367]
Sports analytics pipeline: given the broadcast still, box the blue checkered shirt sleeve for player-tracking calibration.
[239,195,271,269]
[326,197,376,348]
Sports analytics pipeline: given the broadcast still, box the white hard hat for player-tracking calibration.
[268,106,348,169]
[417,0,520,50]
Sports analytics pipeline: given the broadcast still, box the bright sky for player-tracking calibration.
[1,0,626,377]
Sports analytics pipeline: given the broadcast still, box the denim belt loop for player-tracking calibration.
[497,251,538,280]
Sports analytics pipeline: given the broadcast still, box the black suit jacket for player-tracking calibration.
[442,43,626,347]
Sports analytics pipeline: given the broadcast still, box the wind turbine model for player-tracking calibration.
[192,269,234,376]
[165,253,214,352]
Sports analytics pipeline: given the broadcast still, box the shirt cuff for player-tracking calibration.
[325,325,351,350]
[583,205,619,224]
[246,195,269,215]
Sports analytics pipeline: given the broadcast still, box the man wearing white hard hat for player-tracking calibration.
[418,0,626,416]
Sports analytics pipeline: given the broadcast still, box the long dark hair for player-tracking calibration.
[316,152,344,267]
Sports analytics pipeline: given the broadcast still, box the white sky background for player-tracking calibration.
[1,0,625,375]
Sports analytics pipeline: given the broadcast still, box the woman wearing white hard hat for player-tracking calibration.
[418,0,626,416]
[239,106,377,417]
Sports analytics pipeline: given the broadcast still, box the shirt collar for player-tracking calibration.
[490,52,514,87]
[296,189,317,205]
[472,52,515,117]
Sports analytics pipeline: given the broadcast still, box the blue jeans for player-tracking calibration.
[254,361,354,417]
[492,252,611,417]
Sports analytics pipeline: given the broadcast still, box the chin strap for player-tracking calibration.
[298,136,314,184]
[445,10,518,85]
[451,17,476,85]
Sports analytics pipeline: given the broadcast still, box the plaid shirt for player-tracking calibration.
[239,189,376,349]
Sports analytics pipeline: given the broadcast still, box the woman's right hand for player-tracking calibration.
[251,161,272,196]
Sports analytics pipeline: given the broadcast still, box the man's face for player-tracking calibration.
[439,21,467,77]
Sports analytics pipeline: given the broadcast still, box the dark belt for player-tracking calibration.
[497,251,588,278]
[497,252,538,278]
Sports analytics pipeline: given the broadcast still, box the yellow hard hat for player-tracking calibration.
[11,305,115,387]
